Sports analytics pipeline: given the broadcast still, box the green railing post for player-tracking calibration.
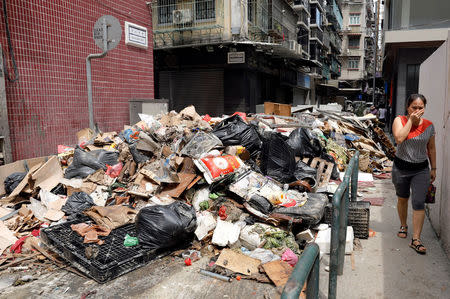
[328,151,359,299]
[281,243,320,299]
[350,151,360,202]
[338,177,350,275]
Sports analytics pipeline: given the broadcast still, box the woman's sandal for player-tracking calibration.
[409,238,427,254]
[397,226,408,238]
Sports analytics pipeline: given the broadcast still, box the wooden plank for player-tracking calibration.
[309,158,319,168]
[316,161,326,186]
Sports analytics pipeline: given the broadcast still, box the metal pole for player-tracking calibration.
[350,151,360,202]
[281,243,320,299]
[338,182,350,275]
[372,0,381,104]
[86,18,109,131]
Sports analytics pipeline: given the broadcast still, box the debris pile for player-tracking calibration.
[0,105,393,286]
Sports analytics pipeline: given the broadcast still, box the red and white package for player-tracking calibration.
[194,155,244,184]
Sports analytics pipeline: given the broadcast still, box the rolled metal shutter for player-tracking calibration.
[169,69,224,116]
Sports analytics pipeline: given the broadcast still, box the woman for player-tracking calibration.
[392,94,436,254]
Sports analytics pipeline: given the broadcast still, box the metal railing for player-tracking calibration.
[281,151,359,299]
[310,27,323,43]
[281,243,320,299]
[248,0,269,37]
[152,0,224,48]
[328,151,359,299]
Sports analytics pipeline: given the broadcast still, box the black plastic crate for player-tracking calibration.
[41,217,158,283]
[323,201,370,239]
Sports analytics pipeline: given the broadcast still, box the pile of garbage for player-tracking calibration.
[0,105,393,285]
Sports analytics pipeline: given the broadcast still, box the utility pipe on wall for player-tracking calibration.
[86,18,109,131]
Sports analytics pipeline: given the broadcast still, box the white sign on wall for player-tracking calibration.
[227,52,245,64]
[125,21,148,49]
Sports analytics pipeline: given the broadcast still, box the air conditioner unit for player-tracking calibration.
[289,40,298,52]
[173,9,193,25]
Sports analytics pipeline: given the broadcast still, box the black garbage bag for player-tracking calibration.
[321,152,340,180]
[212,115,262,157]
[294,160,317,187]
[4,172,26,194]
[62,192,95,216]
[64,147,119,179]
[273,193,328,226]
[287,128,322,158]
[260,133,296,184]
[129,143,150,164]
[248,194,272,215]
[136,201,197,250]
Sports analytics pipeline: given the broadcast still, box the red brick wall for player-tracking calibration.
[0,0,154,161]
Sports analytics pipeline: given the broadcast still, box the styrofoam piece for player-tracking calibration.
[312,223,329,231]
[212,219,241,247]
[315,226,354,255]
[339,172,374,182]
[296,229,314,243]
[194,211,217,241]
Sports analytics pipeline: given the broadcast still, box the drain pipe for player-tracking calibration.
[86,18,109,131]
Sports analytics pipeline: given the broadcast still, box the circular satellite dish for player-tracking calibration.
[93,15,122,51]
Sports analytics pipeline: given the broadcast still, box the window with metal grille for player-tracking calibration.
[195,0,215,21]
[348,57,359,69]
[348,35,360,48]
[158,0,176,24]
[349,13,360,25]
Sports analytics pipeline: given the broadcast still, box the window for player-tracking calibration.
[349,13,360,25]
[348,58,359,69]
[195,0,215,21]
[406,64,420,97]
[158,0,176,24]
[348,35,360,48]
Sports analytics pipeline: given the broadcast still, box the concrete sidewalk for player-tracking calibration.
[319,178,450,299]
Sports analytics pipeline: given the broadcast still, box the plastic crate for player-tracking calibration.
[323,201,370,239]
[41,217,158,283]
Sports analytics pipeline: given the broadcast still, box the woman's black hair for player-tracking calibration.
[406,94,427,108]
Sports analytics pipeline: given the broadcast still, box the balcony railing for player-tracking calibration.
[323,30,330,49]
[292,0,310,14]
[297,9,309,28]
[152,0,224,48]
[310,27,323,44]
[270,0,298,42]
[248,0,269,41]
[330,56,341,75]
[329,32,342,52]
[322,64,330,79]
[325,0,343,30]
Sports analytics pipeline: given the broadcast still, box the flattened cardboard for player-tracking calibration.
[262,260,293,287]
[31,156,63,191]
[215,248,261,275]
[0,156,48,196]
[1,162,46,203]
[0,221,17,254]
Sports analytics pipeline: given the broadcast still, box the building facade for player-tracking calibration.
[152,0,344,112]
[338,0,375,97]
[383,0,450,118]
[0,1,154,161]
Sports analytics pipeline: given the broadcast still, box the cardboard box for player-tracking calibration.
[264,102,292,116]
[0,156,49,196]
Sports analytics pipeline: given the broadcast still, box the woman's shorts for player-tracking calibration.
[391,165,430,210]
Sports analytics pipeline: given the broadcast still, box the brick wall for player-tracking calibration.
[0,0,154,161]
